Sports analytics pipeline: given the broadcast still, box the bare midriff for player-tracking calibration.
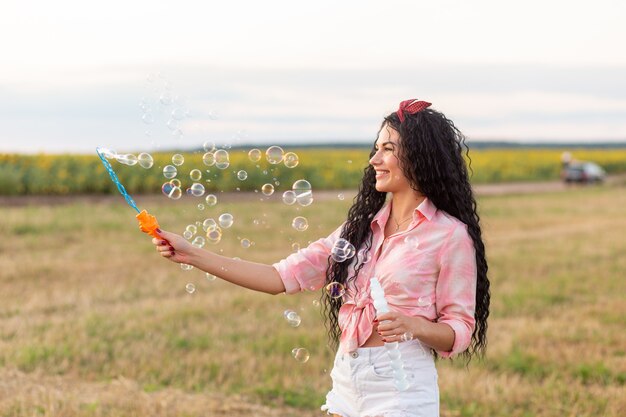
[361,325,385,347]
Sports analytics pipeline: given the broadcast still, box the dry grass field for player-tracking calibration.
[1,183,625,416]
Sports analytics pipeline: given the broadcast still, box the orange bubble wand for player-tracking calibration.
[96,147,161,239]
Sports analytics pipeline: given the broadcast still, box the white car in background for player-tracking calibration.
[562,162,606,183]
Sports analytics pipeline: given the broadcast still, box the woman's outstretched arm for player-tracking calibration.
[152,229,286,295]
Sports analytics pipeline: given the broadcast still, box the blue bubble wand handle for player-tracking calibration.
[96,147,162,239]
[96,147,140,213]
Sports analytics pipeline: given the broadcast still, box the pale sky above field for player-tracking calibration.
[1,0,625,153]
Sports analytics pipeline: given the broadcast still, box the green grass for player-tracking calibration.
[1,183,625,416]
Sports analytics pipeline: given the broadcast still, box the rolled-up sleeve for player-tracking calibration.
[435,223,477,358]
[273,224,343,294]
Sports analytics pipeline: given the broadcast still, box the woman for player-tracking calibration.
[153,99,490,417]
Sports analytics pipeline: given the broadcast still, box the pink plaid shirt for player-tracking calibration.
[273,198,477,357]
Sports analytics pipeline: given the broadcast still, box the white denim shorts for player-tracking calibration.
[321,340,439,417]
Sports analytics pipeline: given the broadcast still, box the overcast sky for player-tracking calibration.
[1,0,625,153]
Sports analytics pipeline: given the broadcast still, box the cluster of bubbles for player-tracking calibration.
[260,145,299,168]
[283,179,313,206]
[107,103,328,360]
[99,148,155,170]
[162,179,183,200]
[158,145,310,210]
[369,277,410,391]
[142,74,193,142]
[176,215,233,249]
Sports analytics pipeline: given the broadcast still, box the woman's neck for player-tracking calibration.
[389,190,425,223]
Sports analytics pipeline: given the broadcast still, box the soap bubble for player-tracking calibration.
[190,169,202,181]
[183,230,193,240]
[185,283,196,293]
[163,165,177,179]
[206,226,223,244]
[417,297,432,309]
[325,282,346,299]
[172,128,184,140]
[284,310,301,327]
[395,379,410,391]
[170,178,181,188]
[192,236,206,248]
[312,300,320,307]
[202,218,217,231]
[180,263,194,271]
[166,119,179,131]
[357,249,371,264]
[98,148,117,159]
[337,193,345,201]
[214,149,230,169]
[185,224,198,235]
[404,235,419,249]
[159,91,173,105]
[172,154,185,166]
[171,107,186,121]
[261,183,275,196]
[283,152,299,168]
[292,179,313,206]
[237,170,248,180]
[205,273,217,281]
[205,194,217,206]
[218,213,234,228]
[291,347,310,363]
[138,153,154,169]
[291,243,300,252]
[241,238,251,248]
[266,146,284,164]
[161,181,182,200]
[282,190,297,205]
[189,183,205,197]
[292,216,309,232]
[400,332,414,342]
[248,148,262,162]
[388,350,401,361]
[331,239,356,262]
[202,152,216,167]
[116,154,138,166]
[142,112,155,124]
[203,141,216,152]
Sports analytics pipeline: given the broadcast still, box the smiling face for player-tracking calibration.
[369,124,413,194]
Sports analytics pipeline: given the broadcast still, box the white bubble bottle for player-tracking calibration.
[370,277,410,391]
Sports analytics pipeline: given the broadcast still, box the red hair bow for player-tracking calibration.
[396,99,432,123]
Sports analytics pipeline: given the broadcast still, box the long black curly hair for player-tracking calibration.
[321,106,490,361]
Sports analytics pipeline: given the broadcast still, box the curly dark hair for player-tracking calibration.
[321,107,490,361]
